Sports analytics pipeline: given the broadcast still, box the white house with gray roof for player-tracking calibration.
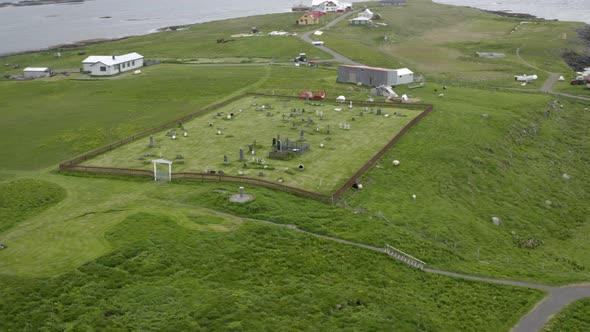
[82,52,143,76]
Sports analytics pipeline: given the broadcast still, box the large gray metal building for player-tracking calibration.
[337,65,413,87]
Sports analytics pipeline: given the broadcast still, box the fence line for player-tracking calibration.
[331,105,434,202]
[59,93,433,205]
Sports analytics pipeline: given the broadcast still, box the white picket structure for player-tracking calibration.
[385,244,426,270]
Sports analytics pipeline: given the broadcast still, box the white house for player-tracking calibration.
[82,52,144,76]
[358,8,374,19]
[312,0,350,12]
[23,67,51,79]
[349,17,372,25]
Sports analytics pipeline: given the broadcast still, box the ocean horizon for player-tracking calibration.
[1,0,588,56]
[433,0,590,25]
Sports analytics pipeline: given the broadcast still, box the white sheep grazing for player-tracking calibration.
[412,194,416,200]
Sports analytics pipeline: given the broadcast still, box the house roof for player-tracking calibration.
[395,68,414,75]
[23,67,50,72]
[82,52,143,66]
[301,11,320,20]
[339,65,414,75]
[340,64,392,72]
[349,17,372,21]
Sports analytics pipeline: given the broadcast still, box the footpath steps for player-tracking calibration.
[384,244,425,270]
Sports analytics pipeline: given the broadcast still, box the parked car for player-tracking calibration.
[312,41,324,46]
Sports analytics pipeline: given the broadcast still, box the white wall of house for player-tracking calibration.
[120,58,143,73]
[349,17,372,25]
[90,62,118,76]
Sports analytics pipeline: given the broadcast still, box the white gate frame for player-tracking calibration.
[152,158,173,181]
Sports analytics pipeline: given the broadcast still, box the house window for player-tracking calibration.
[122,63,125,68]
[100,66,107,72]
[132,61,135,66]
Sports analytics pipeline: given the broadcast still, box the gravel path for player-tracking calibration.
[299,11,365,66]
[516,47,590,101]
[512,285,590,332]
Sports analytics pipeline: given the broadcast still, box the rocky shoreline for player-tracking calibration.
[478,8,549,21]
[0,0,84,8]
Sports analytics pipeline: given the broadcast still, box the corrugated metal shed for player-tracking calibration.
[23,67,51,78]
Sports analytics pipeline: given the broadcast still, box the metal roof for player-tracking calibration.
[23,67,49,72]
[339,64,393,72]
[82,52,143,66]
[395,68,414,75]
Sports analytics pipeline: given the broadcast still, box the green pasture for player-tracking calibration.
[0,65,270,170]
[544,298,590,331]
[344,85,590,283]
[0,12,333,77]
[82,95,423,194]
[0,0,589,329]
[0,175,543,330]
[320,0,586,87]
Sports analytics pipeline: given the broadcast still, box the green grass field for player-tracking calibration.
[1,0,589,329]
[81,95,423,193]
[321,0,586,87]
[544,298,590,331]
[0,176,543,331]
[0,12,334,78]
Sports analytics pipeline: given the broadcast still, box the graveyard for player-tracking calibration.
[1,0,589,330]
[81,95,424,194]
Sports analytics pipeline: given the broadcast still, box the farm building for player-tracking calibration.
[337,65,414,86]
[349,17,372,25]
[358,8,374,19]
[296,11,321,25]
[312,0,351,12]
[81,52,144,76]
[23,67,51,78]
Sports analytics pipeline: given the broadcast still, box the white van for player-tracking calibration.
[312,41,324,46]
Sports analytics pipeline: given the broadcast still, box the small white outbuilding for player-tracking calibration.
[23,67,51,79]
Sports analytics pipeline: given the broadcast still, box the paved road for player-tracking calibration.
[541,73,560,93]
[299,11,365,66]
[512,285,590,332]
[203,209,590,332]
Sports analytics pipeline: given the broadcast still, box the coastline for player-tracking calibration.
[0,36,131,58]
[1,1,587,59]
[0,0,85,8]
